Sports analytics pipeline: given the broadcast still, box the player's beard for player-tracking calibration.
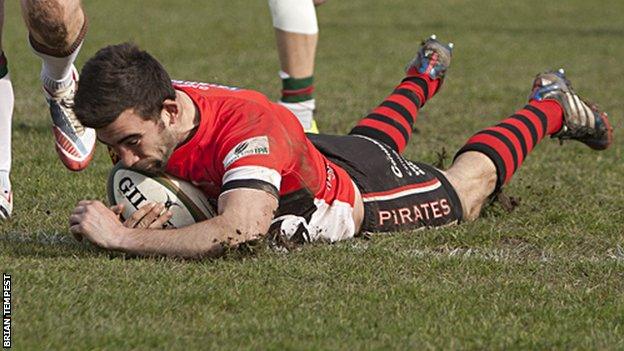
[132,122,178,174]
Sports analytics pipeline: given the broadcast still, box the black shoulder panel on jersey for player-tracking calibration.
[221,179,279,199]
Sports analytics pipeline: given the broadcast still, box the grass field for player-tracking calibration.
[1,0,623,349]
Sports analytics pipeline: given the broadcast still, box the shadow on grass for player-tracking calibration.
[0,231,103,260]
[13,121,51,135]
[0,230,274,263]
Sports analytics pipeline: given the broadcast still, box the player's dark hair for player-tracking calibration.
[74,43,176,128]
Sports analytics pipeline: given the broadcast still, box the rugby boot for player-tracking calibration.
[530,69,613,150]
[0,191,12,220]
[406,34,454,79]
[45,65,96,171]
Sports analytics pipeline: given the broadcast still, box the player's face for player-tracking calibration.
[97,109,178,172]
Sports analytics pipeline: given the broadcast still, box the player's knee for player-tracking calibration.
[21,0,83,50]
[462,201,486,222]
[268,0,318,35]
[443,167,497,222]
[443,152,498,222]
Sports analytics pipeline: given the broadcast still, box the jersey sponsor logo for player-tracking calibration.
[223,136,270,168]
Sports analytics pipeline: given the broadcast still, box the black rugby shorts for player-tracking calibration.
[308,134,463,233]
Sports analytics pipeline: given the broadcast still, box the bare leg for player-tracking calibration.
[275,29,317,78]
[0,0,15,217]
[269,0,321,132]
[20,0,96,172]
[0,0,3,51]
[443,152,497,221]
[20,0,85,52]
[20,0,86,89]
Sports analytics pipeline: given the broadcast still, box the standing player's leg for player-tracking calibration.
[268,0,322,133]
[349,35,453,154]
[20,0,95,171]
[0,0,14,219]
[445,70,613,220]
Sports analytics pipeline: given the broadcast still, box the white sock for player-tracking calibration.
[31,41,83,91]
[279,99,315,130]
[278,70,315,130]
[0,72,13,189]
[0,171,9,196]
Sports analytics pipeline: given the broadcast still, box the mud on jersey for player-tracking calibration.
[165,81,358,242]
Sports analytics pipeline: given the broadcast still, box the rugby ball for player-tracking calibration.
[107,163,217,229]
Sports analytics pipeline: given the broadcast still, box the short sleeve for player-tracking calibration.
[215,100,293,199]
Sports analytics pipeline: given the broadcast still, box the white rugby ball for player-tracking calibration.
[107,163,217,229]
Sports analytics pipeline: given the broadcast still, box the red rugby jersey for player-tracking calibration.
[165,81,356,220]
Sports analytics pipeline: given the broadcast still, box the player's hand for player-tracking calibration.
[69,200,129,249]
[120,202,173,229]
[313,0,327,6]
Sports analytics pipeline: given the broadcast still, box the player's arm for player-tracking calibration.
[71,101,289,258]
[69,188,278,258]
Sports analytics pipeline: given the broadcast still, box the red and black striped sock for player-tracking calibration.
[349,70,441,154]
[455,100,563,191]
[0,52,8,79]
[280,75,314,103]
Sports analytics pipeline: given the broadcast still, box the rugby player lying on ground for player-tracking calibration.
[68,37,613,258]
